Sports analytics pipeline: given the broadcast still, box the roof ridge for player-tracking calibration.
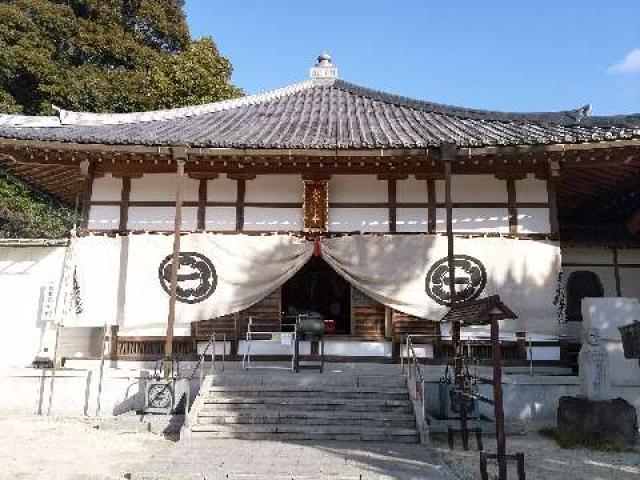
[0,80,319,128]
[333,79,590,125]
[55,79,319,126]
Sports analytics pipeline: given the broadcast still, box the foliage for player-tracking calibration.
[538,426,632,452]
[0,1,242,238]
[0,172,73,238]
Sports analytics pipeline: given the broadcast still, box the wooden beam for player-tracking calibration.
[119,177,131,232]
[506,179,518,234]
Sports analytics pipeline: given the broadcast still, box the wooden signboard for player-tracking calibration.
[303,181,329,232]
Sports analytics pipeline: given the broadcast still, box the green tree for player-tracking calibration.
[0,0,242,237]
[0,172,73,238]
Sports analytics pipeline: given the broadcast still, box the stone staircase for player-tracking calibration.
[182,371,419,443]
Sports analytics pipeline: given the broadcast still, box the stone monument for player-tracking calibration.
[558,328,638,446]
[578,329,609,400]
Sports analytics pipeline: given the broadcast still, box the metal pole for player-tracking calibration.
[95,321,108,416]
[164,156,185,378]
[491,313,507,480]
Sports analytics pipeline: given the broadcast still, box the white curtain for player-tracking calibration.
[70,233,313,329]
[321,235,561,334]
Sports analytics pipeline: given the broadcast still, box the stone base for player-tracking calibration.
[557,396,638,446]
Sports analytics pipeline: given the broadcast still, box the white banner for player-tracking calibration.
[321,236,561,333]
[70,234,313,329]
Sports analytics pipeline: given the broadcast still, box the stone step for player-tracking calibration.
[190,423,419,437]
[202,397,412,408]
[198,408,414,421]
[185,430,420,442]
[196,412,416,428]
[198,402,414,414]
[209,375,406,389]
[206,390,409,400]
[208,385,408,394]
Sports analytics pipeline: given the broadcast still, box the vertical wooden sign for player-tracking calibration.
[303,181,329,232]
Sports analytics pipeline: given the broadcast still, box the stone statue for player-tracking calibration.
[579,329,609,401]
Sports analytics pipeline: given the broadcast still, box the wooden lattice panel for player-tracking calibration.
[352,289,385,338]
[392,310,438,341]
[192,287,282,339]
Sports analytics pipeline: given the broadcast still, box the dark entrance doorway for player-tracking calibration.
[282,256,351,334]
[566,270,604,322]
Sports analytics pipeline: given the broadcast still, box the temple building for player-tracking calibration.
[1,53,639,369]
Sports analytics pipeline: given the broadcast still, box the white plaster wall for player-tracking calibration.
[127,206,198,231]
[328,208,389,232]
[205,207,236,231]
[130,173,199,201]
[435,208,509,232]
[618,249,640,264]
[620,268,640,299]
[91,176,122,201]
[245,175,302,202]
[88,205,120,230]
[323,340,392,357]
[208,176,237,202]
[518,208,551,234]
[330,175,387,202]
[397,177,427,203]
[435,175,508,203]
[516,177,548,203]
[0,247,66,369]
[562,247,613,264]
[396,208,428,232]
[243,207,302,231]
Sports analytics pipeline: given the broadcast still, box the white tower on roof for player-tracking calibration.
[309,52,338,80]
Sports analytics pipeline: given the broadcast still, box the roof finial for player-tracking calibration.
[310,52,338,81]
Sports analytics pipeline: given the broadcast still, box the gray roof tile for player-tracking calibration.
[0,79,638,148]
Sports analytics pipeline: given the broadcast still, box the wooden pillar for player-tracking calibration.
[427,178,436,234]
[79,160,93,229]
[118,177,131,232]
[164,149,186,376]
[442,143,469,448]
[547,160,560,237]
[506,179,518,234]
[490,312,507,480]
[108,325,119,360]
[613,246,622,297]
[236,179,246,231]
[388,179,397,233]
[197,178,207,231]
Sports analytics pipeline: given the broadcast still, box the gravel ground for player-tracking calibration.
[4,416,638,479]
[432,431,640,480]
[0,416,455,480]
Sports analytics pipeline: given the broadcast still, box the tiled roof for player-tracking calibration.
[0,78,638,149]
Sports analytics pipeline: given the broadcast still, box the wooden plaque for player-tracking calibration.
[303,181,329,232]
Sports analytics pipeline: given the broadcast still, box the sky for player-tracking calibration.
[185,1,640,116]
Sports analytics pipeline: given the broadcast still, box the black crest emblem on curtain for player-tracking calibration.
[425,255,487,306]
[158,252,217,304]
